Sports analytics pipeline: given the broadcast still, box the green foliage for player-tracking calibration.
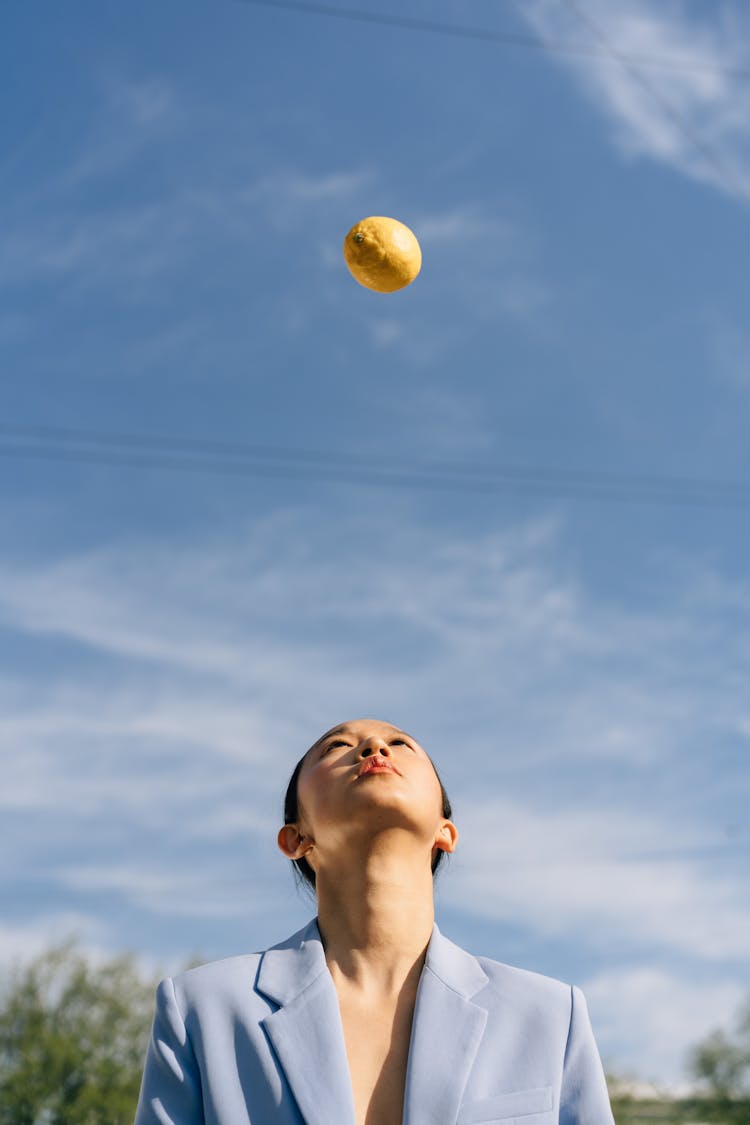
[609,1094,750,1124]
[606,998,750,1125]
[685,998,750,1124]
[0,941,157,1125]
[1,941,749,1125]
[608,1094,690,1123]
[606,1073,695,1124]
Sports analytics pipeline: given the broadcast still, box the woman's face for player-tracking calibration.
[285,717,457,869]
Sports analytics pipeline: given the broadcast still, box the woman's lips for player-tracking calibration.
[357,760,400,778]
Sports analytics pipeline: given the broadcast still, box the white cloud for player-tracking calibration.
[56,74,179,190]
[584,965,748,1088]
[0,204,193,288]
[518,0,750,200]
[707,315,750,389]
[367,318,406,349]
[1,507,748,1085]
[0,63,373,298]
[0,163,372,304]
[58,863,253,919]
[409,202,552,325]
[0,687,284,812]
[0,511,748,954]
[0,508,744,774]
[379,384,496,455]
[244,167,373,233]
[109,75,176,130]
[0,914,192,984]
[277,170,372,203]
[413,207,515,248]
[0,914,111,967]
[337,203,553,372]
[448,797,750,961]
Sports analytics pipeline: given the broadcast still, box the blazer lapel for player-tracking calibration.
[257,918,488,1125]
[257,919,355,1125]
[403,924,489,1125]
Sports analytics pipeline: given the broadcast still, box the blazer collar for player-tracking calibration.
[255,917,325,1007]
[422,921,489,999]
[256,916,488,1005]
[403,923,489,1125]
[257,917,489,1125]
[257,922,355,1125]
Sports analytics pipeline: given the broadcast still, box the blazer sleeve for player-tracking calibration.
[559,985,615,1125]
[134,976,204,1124]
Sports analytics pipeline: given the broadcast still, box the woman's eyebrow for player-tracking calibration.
[323,726,349,742]
[310,727,350,753]
[310,726,415,754]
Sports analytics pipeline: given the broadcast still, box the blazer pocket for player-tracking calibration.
[457,1085,554,1123]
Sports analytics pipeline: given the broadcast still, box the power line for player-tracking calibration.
[556,0,749,203]
[238,0,750,81]
[2,424,750,510]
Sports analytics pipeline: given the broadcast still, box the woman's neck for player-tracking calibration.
[315,842,435,997]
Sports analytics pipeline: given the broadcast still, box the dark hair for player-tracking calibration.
[282,741,453,892]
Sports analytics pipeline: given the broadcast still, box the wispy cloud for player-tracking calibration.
[0,69,209,299]
[58,863,255,919]
[1,162,371,313]
[414,207,515,248]
[0,510,746,776]
[1,506,748,1083]
[0,914,112,964]
[411,203,551,323]
[518,1,750,200]
[707,314,750,389]
[0,204,193,289]
[245,167,374,232]
[585,966,748,1087]
[270,170,372,203]
[57,74,180,190]
[451,796,750,961]
[0,56,372,302]
[349,202,553,376]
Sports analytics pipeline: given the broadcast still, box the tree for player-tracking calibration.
[0,941,157,1125]
[687,997,750,1124]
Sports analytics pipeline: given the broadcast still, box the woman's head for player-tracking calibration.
[278,718,456,891]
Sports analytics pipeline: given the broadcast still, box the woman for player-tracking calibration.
[135,718,615,1124]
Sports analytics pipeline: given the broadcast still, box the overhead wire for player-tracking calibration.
[3,10,743,509]
[556,0,750,203]
[241,0,750,200]
[2,424,750,510]
[7,15,748,507]
[238,0,750,81]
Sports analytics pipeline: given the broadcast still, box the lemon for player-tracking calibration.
[343,216,422,293]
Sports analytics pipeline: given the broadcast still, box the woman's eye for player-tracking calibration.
[324,740,349,753]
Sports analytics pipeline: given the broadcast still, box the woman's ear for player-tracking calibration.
[277,825,313,860]
[434,820,459,854]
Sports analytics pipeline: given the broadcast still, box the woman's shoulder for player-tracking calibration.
[472,949,584,1035]
[427,925,577,1033]
[165,919,317,1010]
[168,951,265,1006]
[476,952,571,994]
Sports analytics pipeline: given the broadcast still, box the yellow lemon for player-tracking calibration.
[343,216,422,293]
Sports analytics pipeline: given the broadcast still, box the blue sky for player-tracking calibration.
[2,0,749,1091]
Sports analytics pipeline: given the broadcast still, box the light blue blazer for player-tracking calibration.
[135,917,614,1124]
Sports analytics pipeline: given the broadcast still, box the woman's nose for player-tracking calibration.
[359,738,390,758]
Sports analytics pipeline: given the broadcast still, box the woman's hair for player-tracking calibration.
[282,741,453,892]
